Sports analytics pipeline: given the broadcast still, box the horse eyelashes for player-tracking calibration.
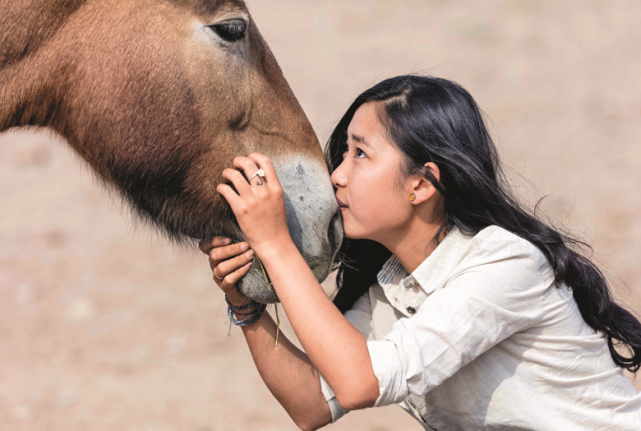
[210,20,247,42]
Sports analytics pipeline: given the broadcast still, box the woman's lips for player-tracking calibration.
[336,197,348,210]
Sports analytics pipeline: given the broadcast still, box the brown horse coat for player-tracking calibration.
[0,0,342,302]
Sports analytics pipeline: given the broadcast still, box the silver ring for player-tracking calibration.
[249,168,265,181]
[213,269,224,281]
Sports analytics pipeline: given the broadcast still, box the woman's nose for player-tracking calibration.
[331,161,348,187]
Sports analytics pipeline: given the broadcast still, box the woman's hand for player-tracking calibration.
[217,153,292,256]
[199,237,255,311]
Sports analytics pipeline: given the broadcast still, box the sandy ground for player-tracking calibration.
[1,0,640,430]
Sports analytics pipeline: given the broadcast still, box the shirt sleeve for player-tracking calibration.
[319,373,349,422]
[319,290,373,422]
[344,289,374,340]
[368,237,552,407]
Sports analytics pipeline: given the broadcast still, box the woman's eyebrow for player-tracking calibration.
[349,133,373,148]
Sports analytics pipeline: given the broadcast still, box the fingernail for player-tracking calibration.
[246,250,254,258]
[241,243,249,251]
[223,238,231,245]
[245,262,252,269]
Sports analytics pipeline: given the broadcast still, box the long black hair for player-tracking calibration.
[325,75,641,373]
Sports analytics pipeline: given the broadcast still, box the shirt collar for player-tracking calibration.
[376,226,467,293]
[377,255,405,286]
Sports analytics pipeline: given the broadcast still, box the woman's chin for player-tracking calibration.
[342,228,365,241]
[340,217,371,241]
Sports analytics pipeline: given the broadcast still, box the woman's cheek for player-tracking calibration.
[342,201,378,239]
[348,173,395,235]
[363,196,397,230]
[372,206,400,230]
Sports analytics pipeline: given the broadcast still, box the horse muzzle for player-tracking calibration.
[237,154,343,303]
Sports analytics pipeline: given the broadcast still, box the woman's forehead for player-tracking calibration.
[348,102,391,149]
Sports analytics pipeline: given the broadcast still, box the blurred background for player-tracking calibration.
[1,0,640,430]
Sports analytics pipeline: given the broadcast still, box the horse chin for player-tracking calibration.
[237,263,279,304]
[235,218,342,304]
[237,252,338,304]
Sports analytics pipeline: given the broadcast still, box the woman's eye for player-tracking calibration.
[355,148,366,158]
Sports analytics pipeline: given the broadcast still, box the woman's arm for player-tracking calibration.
[217,154,381,411]
[201,238,332,431]
[258,241,381,411]
[241,312,333,431]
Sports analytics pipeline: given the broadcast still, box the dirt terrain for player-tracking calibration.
[1,0,640,430]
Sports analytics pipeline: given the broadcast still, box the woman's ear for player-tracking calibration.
[409,162,440,205]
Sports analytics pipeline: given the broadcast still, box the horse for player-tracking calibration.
[0,0,343,303]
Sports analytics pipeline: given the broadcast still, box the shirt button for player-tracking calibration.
[407,306,417,314]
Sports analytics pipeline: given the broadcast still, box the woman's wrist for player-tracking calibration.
[253,236,297,266]
[228,302,267,327]
[226,294,253,309]
[231,305,257,320]
[225,294,259,320]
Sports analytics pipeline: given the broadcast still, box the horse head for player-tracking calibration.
[0,0,343,303]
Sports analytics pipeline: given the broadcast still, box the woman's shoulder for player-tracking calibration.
[455,225,553,279]
[438,226,557,319]
[470,226,547,260]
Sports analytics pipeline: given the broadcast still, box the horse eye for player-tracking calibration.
[210,19,247,42]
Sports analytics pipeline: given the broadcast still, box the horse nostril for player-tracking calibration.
[327,210,344,254]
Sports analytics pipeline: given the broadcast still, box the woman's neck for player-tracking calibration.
[378,217,446,275]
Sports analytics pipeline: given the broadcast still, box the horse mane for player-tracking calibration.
[1,0,86,67]
[0,1,85,134]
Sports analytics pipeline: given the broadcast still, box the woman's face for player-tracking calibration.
[331,102,414,241]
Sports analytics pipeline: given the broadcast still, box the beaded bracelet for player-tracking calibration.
[224,256,280,346]
[230,307,259,316]
[227,302,266,336]
[225,294,257,311]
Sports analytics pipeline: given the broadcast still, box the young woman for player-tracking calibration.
[200,76,641,430]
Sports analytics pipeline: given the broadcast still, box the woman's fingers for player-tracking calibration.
[216,152,290,256]
[217,183,244,209]
[248,153,281,189]
[233,157,263,187]
[221,168,252,197]
[213,248,254,275]
[199,236,231,254]
[215,262,254,307]
[207,242,250,269]
[218,262,253,293]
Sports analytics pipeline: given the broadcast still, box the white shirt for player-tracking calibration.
[319,225,641,430]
